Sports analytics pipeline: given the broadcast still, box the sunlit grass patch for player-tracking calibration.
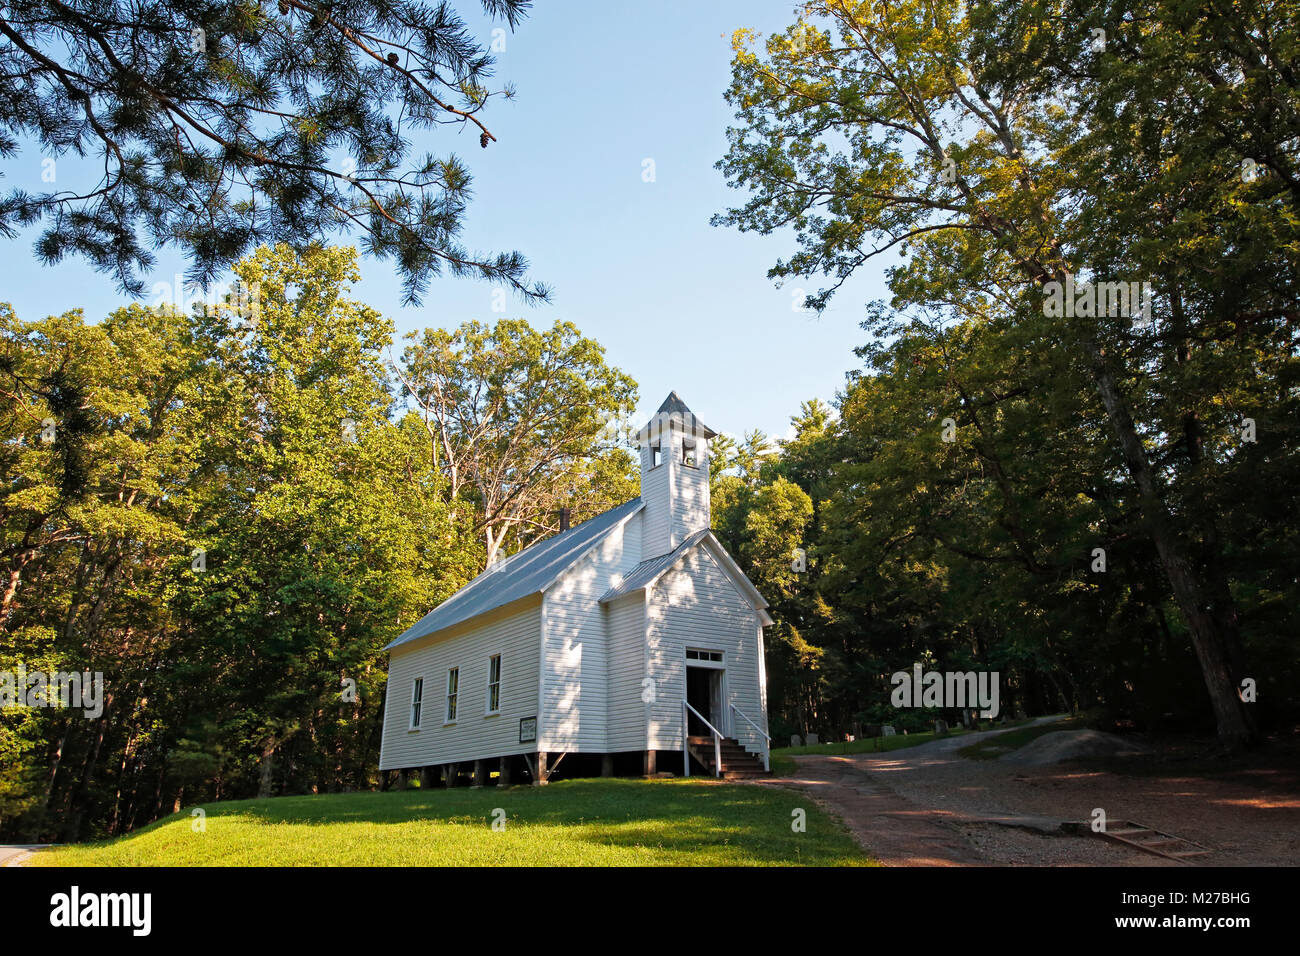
[30,778,871,867]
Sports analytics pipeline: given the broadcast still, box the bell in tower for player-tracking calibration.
[637,392,716,560]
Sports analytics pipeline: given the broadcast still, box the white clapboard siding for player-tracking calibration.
[605,591,648,751]
[640,450,672,560]
[672,434,710,551]
[379,395,772,772]
[378,596,541,770]
[539,516,642,752]
[645,545,765,753]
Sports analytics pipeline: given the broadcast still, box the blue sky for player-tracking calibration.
[0,1,893,442]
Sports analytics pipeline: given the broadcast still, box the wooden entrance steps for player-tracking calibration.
[686,735,769,779]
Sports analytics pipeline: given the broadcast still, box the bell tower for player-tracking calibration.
[638,392,715,560]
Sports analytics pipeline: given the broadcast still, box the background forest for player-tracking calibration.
[710,0,1300,753]
[1,244,641,840]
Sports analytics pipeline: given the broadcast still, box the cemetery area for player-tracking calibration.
[772,714,1017,756]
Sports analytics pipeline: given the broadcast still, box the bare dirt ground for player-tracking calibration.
[767,721,1300,867]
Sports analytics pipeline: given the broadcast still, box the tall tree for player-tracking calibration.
[173,243,476,800]
[0,300,209,837]
[0,0,544,303]
[714,0,1297,748]
[0,246,646,840]
[396,318,637,567]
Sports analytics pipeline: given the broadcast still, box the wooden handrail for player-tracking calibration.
[681,699,722,777]
[730,703,771,771]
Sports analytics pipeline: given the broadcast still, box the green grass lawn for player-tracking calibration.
[28,778,871,867]
[770,753,799,777]
[772,727,973,759]
[769,718,1042,767]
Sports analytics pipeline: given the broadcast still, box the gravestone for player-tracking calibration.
[807,733,819,746]
[790,734,802,748]
[881,725,897,736]
[933,719,949,737]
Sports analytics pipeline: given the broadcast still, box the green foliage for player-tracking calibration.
[397,317,638,567]
[714,0,1299,746]
[0,244,634,842]
[0,0,544,305]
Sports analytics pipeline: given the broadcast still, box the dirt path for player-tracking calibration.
[873,738,1300,867]
[765,718,1300,866]
[0,845,47,867]
[764,753,986,865]
[763,720,1064,866]
[764,719,1176,866]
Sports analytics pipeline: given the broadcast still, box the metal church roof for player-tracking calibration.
[598,529,711,603]
[640,391,718,439]
[384,496,644,651]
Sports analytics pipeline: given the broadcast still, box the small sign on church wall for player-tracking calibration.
[519,716,537,744]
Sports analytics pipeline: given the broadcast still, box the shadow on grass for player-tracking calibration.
[52,778,867,866]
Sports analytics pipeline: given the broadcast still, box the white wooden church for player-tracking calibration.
[378,393,773,786]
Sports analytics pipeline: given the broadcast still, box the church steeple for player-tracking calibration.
[638,392,715,560]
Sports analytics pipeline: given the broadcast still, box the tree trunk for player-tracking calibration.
[1079,333,1256,749]
[989,180,1256,747]
[1,563,23,619]
[42,720,69,811]
[60,702,109,841]
[258,736,277,799]
[973,112,1260,749]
